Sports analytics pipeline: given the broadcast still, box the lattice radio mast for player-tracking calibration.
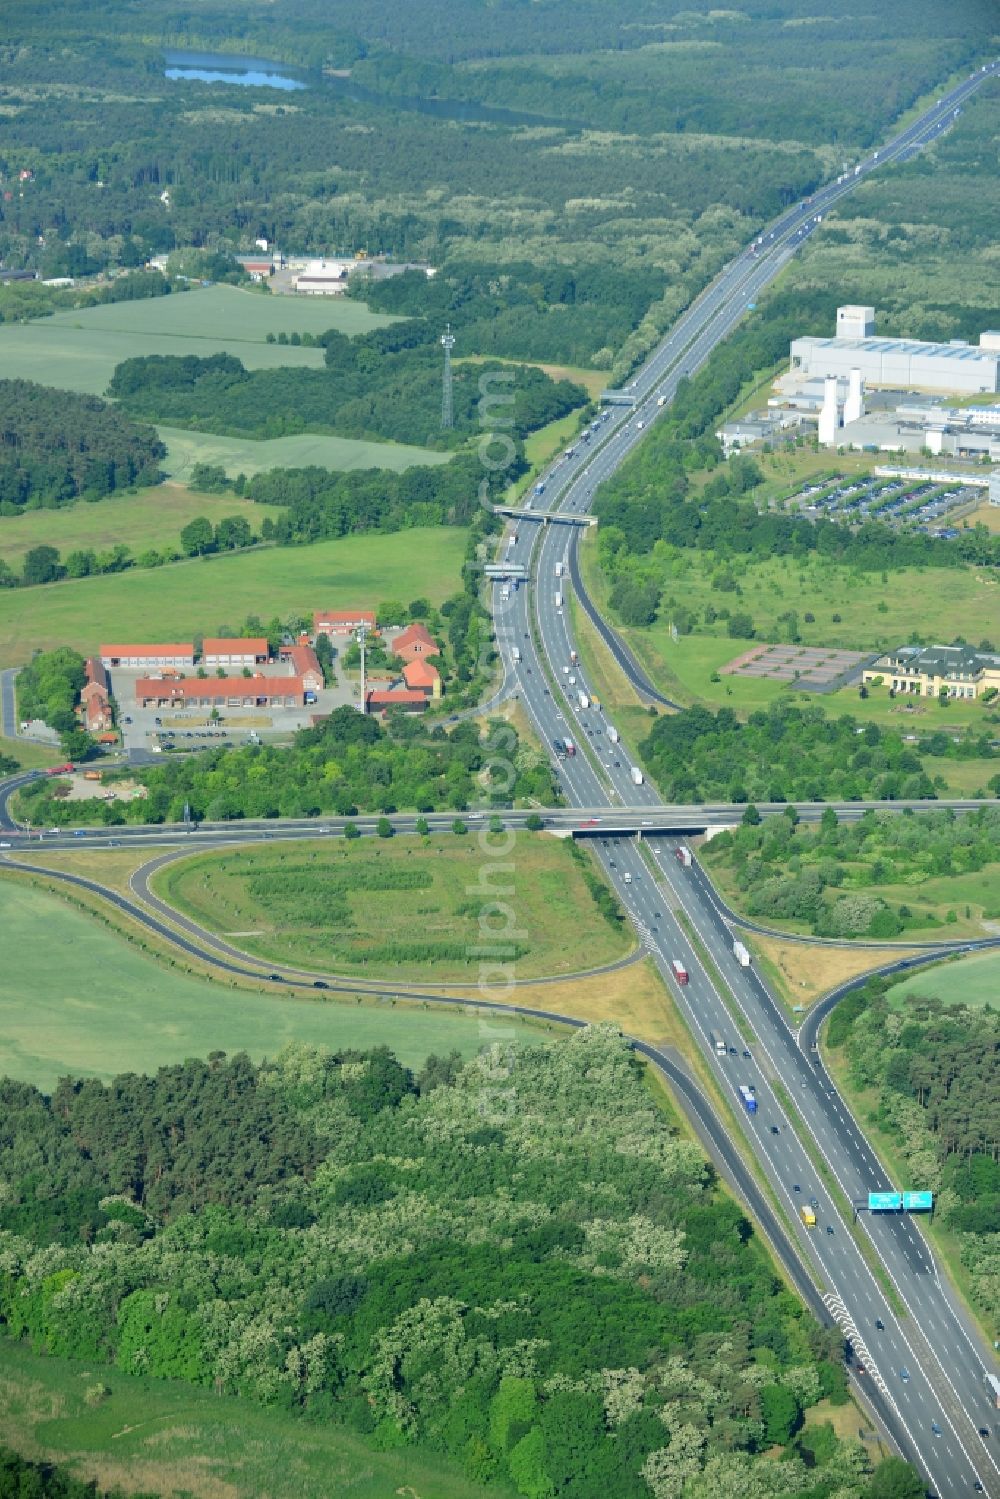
[440,323,456,429]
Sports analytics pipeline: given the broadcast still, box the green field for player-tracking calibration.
[159,423,452,481]
[0,1337,513,1499]
[890,949,1000,1010]
[0,879,551,1091]
[0,483,287,571]
[0,526,467,665]
[154,836,633,980]
[0,283,399,396]
[581,536,1000,739]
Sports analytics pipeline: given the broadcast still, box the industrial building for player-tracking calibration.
[134,676,306,710]
[202,637,269,669]
[100,643,196,670]
[790,307,1000,395]
[292,259,352,295]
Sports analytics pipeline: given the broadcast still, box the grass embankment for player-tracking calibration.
[0,876,553,1091]
[567,588,661,753]
[0,735,62,770]
[0,526,467,665]
[0,283,399,397]
[578,529,1000,742]
[152,835,634,980]
[749,933,919,1015]
[0,1337,513,1499]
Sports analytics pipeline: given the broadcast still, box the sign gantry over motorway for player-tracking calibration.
[868,1192,903,1212]
[867,1191,934,1212]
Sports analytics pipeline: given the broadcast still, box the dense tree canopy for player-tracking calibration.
[640,703,939,806]
[831,969,1000,1331]
[0,380,164,512]
[0,1027,882,1497]
[704,805,1000,939]
[18,706,556,826]
[107,332,586,450]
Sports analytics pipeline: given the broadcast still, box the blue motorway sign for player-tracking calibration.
[868,1191,902,1211]
[902,1191,933,1211]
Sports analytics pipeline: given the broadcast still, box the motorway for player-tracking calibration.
[0,57,996,1498]
[489,58,1000,1499]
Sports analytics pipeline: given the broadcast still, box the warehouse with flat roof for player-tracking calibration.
[790,334,999,394]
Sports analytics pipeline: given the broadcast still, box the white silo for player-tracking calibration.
[817,375,840,446]
[844,368,865,425]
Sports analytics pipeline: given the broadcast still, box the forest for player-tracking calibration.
[17,703,555,825]
[830,973,1000,1329]
[107,333,586,449]
[354,262,668,371]
[703,805,1000,939]
[0,380,164,512]
[639,703,942,808]
[246,452,490,541]
[0,1028,917,1499]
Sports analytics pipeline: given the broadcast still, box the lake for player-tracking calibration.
[163,48,576,126]
[164,49,308,91]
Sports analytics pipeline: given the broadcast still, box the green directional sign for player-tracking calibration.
[902,1191,933,1211]
[868,1191,902,1211]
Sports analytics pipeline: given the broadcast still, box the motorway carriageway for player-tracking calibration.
[492,56,1000,1499]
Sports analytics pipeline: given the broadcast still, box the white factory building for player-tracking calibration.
[790,307,1000,395]
[292,259,353,295]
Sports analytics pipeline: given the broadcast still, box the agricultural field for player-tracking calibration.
[0,526,467,665]
[153,836,634,980]
[0,1338,513,1499]
[0,482,285,572]
[160,424,452,481]
[889,949,1000,1011]
[0,879,550,1091]
[0,283,399,397]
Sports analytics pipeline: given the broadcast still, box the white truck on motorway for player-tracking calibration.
[733,939,751,968]
[607,725,620,744]
[629,766,643,786]
[512,646,521,663]
[555,592,563,609]
[578,690,590,710]
[555,561,564,577]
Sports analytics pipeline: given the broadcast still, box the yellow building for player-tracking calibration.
[863,644,1000,701]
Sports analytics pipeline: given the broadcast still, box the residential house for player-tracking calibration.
[313,609,376,637]
[364,688,427,716]
[402,658,441,699]
[392,622,438,662]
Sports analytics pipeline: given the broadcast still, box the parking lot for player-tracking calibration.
[109,667,356,754]
[788,473,980,538]
[723,643,873,691]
